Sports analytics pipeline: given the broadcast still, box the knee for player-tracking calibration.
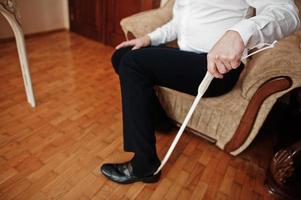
[117,47,151,80]
[118,51,135,77]
[111,46,132,74]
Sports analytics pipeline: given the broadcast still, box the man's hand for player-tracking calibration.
[207,31,245,79]
[116,35,151,50]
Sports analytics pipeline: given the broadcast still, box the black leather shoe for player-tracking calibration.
[100,161,161,184]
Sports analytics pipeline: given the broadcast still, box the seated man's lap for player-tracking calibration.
[111,46,244,97]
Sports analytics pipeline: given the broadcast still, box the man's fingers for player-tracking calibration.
[215,57,228,74]
[116,40,135,49]
[218,56,233,71]
[116,42,127,49]
[212,65,223,79]
[207,56,223,79]
[116,43,126,49]
[207,30,245,77]
[230,59,241,69]
[116,36,150,50]
[132,44,141,50]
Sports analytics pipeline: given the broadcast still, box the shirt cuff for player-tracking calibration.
[228,19,258,48]
[147,29,163,46]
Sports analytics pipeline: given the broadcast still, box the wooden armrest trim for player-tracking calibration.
[225,76,293,153]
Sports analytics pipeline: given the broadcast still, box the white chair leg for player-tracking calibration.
[0,6,36,107]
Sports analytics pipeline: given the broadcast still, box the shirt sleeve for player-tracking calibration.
[229,0,300,49]
[147,6,178,46]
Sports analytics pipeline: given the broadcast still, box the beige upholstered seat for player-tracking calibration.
[120,0,301,155]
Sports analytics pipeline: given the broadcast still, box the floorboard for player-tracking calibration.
[0,31,276,200]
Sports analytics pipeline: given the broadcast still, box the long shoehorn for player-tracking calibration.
[154,41,278,175]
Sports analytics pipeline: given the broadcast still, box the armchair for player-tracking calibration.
[120,0,301,155]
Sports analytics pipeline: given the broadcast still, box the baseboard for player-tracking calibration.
[0,28,67,44]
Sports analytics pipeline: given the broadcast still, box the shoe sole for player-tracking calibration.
[141,172,161,183]
[118,172,161,184]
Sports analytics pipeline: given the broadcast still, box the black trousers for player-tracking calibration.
[111,46,244,176]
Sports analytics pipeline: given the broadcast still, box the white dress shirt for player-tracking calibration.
[148,0,300,53]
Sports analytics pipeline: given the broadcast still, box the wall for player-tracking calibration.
[0,0,69,39]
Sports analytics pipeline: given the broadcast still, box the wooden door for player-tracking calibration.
[69,0,105,42]
[105,0,160,46]
[68,0,160,46]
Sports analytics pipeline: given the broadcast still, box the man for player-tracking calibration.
[101,0,300,184]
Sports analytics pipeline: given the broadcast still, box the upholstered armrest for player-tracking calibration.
[120,0,174,39]
[241,35,301,99]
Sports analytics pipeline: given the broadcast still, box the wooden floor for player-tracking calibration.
[0,31,277,200]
